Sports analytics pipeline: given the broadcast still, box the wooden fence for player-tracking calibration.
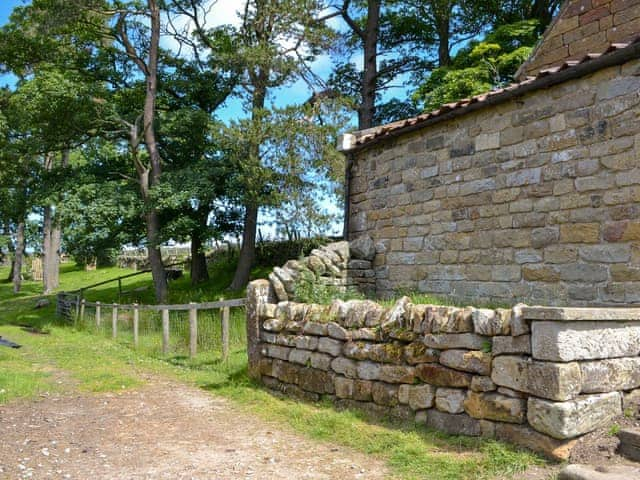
[57,293,245,360]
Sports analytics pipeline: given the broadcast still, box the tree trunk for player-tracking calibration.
[6,222,15,282]
[190,230,209,285]
[43,152,61,294]
[146,209,167,302]
[229,203,258,291]
[436,7,451,67]
[229,68,268,291]
[359,0,380,129]
[13,221,25,294]
[142,0,167,302]
[42,205,54,293]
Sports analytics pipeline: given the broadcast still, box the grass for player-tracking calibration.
[0,259,545,479]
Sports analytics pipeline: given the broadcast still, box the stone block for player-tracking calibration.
[492,335,531,356]
[476,132,500,151]
[403,384,436,410]
[491,356,582,401]
[557,264,608,282]
[464,391,526,423]
[379,365,416,384]
[527,392,622,439]
[495,423,576,461]
[559,223,600,243]
[265,344,292,361]
[416,364,472,387]
[299,368,334,394]
[510,304,530,336]
[327,322,351,341]
[289,348,312,365]
[531,321,640,361]
[522,265,560,282]
[515,249,543,264]
[331,357,357,378]
[439,349,491,375]
[470,376,496,392]
[624,389,640,416]
[426,410,481,436]
[334,376,354,399]
[271,359,300,384]
[473,309,511,336]
[404,342,440,364]
[580,358,640,393]
[578,244,631,263]
[558,464,640,480]
[353,380,373,402]
[350,235,376,261]
[428,306,474,333]
[293,335,318,351]
[310,352,332,371]
[268,272,288,301]
[303,321,328,336]
[531,227,560,248]
[317,337,344,356]
[263,318,286,332]
[371,382,399,406]
[435,388,466,414]
[423,333,488,350]
[357,361,381,381]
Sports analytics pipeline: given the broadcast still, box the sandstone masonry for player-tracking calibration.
[346,57,640,305]
[246,241,640,460]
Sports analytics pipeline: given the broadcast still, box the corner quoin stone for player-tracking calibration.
[527,392,622,439]
[531,321,640,361]
[246,279,275,380]
[491,355,582,401]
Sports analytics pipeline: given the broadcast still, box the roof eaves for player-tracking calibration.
[339,38,640,154]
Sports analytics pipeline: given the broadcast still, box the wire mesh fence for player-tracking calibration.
[72,299,246,363]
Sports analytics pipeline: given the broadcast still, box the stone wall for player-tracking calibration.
[348,58,640,305]
[518,0,640,79]
[246,242,640,460]
[266,238,376,301]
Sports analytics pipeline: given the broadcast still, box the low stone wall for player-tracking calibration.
[246,240,640,460]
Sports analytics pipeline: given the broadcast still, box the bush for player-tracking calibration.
[255,237,333,267]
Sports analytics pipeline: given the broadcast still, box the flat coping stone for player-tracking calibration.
[558,464,640,480]
[523,307,640,322]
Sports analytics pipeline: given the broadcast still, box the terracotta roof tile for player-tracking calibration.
[346,37,640,151]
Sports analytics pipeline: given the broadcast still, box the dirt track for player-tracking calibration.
[0,378,389,480]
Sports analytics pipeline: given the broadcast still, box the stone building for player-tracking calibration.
[339,0,640,306]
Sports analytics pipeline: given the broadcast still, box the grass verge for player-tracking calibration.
[0,261,545,479]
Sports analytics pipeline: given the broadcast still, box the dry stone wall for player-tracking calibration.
[247,241,640,460]
[348,58,640,305]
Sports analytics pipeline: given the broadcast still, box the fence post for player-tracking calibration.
[162,309,169,355]
[189,303,197,358]
[118,278,122,303]
[112,304,118,339]
[95,301,101,328]
[74,295,80,326]
[79,299,86,324]
[221,304,230,362]
[133,303,139,348]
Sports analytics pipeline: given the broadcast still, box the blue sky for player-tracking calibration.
[0,0,345,237]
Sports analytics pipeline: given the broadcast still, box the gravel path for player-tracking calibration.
[0,378,390,480]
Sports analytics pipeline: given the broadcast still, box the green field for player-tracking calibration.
[0,261,545,480]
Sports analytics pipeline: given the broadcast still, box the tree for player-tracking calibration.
[6,69,103,292]
[325,1,497,128]
[156,55,237,284]
[1,0,185,301]
[179,0,340,290]
[413,19,540,111]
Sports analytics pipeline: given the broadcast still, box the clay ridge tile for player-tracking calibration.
[351,36,640,149]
